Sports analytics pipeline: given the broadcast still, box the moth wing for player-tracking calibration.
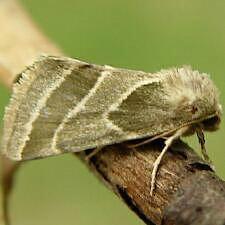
[2,55,161,161]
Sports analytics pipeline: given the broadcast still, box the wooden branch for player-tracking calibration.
[0,1,225,225]
[0,0,61,88]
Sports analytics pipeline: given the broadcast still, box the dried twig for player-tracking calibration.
[0,1,225,225]
[1,157,19,225]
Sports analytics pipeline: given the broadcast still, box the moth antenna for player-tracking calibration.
[129,135,168,148]
[196,125,214,169]
[150,126,189,196]
[85,147,103,161]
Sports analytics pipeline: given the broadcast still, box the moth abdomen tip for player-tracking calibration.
[78,63,93,69]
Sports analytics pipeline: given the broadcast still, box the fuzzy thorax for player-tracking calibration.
[158,66,222,132]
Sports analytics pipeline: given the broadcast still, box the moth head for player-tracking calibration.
[186,99,222,132]
[163,67,222,132]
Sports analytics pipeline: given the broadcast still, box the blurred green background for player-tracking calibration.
[0,0,225,224]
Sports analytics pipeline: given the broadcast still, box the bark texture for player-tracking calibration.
[0,1,225,225]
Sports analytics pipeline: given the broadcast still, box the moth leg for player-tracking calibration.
[129,135,162,148]
[85,147,103,161]
[150,126,188,195]
[196,126,214,169]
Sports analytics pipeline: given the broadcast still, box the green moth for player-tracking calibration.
[1,55,222,194]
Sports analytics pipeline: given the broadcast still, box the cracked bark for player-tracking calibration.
[0,1,225,225]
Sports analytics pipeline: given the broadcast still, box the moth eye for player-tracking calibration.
[191,106,198,114]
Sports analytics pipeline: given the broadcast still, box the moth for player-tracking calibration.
[1,55,222,194]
